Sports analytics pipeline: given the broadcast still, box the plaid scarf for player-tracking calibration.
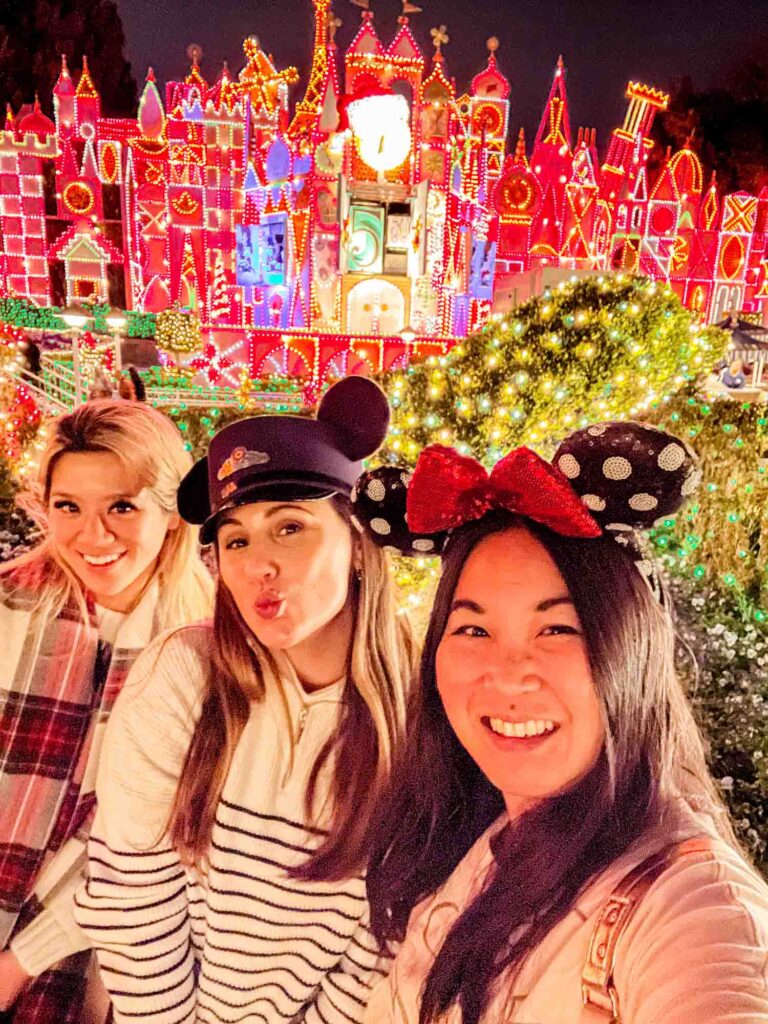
[0,565,159,949]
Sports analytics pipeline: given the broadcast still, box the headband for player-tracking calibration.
[351,421,700,601]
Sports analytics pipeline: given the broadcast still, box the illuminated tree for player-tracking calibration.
[382,275,729,466]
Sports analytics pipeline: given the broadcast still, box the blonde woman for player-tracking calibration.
[0,400,213,1024]
[75,377,418,1024]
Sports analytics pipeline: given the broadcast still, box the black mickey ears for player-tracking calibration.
[351,466,449,556]
[317,377,390,461]
[553,422,700,531]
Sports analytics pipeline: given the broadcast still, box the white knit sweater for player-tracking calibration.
[74,623,388,1024]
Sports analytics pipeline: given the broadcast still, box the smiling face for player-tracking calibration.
[48,450,179,612]
[435,526,605,818]
[216,498,356,678]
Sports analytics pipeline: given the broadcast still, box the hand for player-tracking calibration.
[0,949,31,1011]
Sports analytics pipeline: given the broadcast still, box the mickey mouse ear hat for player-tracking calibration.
[178,376,390,544]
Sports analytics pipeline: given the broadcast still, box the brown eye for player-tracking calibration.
[540,624,582,637]
[451,624,489,638]
[222,535,247,551]
[277,520,303,537]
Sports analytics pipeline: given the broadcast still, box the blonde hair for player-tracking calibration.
[1,399,212,630]
[169,498,419,879]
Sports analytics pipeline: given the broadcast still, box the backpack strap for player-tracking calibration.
[581,836,715,1023]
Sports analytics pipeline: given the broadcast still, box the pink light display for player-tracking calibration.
[1,6,766,384]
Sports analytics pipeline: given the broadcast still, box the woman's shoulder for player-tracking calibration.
[116,620,215,711]
[612,834,768,1022]
[0,557,54,608]
[636,834,768,933]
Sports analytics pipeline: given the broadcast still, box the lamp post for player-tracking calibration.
[61,303,90,404]
[400,325,417,367]
[104,307,127,378]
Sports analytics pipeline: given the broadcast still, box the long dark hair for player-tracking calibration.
[366,511,733,1024]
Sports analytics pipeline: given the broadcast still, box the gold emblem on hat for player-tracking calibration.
[217,446,271,480]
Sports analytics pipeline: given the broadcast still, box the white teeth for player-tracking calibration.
[83,553,123,566]
[488,717,557,739]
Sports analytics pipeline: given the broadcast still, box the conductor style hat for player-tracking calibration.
[178,376,390,544]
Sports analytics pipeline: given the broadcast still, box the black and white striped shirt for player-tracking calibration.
[75,624,389,1024]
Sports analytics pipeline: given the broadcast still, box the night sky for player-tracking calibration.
[118,0,767,152]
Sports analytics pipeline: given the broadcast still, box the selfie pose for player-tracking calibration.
[0,400,213,1023]
[75,377,417,1024]
[353,423,768,1024]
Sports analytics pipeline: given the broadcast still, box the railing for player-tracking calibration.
[40,354,82,409]
[144,386,302,410]
[13,356,303,416]
[7,369,70,414]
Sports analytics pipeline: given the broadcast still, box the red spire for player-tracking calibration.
[534,55,571,153]
[54,54,75,96]
[513,126,528,167]
[76,55,99,98]
[471,36,510,99]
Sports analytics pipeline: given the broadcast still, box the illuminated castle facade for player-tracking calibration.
[1,3,766,384]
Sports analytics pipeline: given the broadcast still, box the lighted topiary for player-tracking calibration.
[646,387,768,617]
[155,304,202,363]
[382,275,729,466]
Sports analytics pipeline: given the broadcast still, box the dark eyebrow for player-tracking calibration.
[536,595,574,612]
[448,599,485,615]
[263,503,315,519]
[217,503,315,529]
[448,595,574,616]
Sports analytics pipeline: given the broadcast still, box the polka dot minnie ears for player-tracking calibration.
[351,468,450,557]
[553,422,700,533]
[351,421,700,599]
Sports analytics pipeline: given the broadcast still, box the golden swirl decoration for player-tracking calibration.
[63,181,95,215]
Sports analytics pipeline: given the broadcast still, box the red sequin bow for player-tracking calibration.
[406,445,602,538]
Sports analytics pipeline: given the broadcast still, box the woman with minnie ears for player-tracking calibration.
[0,400,213,1024]
[352,422,768,1024]
[75,377,418,1024]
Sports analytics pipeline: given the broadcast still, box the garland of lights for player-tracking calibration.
[0,298,156,339]
[647,387,768,619]
[0,323,41,465]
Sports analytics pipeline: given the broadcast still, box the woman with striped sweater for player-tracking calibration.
[75,377,417,1024]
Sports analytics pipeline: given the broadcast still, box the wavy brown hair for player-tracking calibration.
[365,511,737,1024]
[168,496,419,880]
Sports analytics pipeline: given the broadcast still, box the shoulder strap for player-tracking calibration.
[581,836,715,1023]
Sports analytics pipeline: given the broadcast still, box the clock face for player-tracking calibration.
[347,93,412,173]
[354,122,411,173]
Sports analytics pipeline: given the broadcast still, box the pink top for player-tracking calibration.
[364,802,768,1024]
